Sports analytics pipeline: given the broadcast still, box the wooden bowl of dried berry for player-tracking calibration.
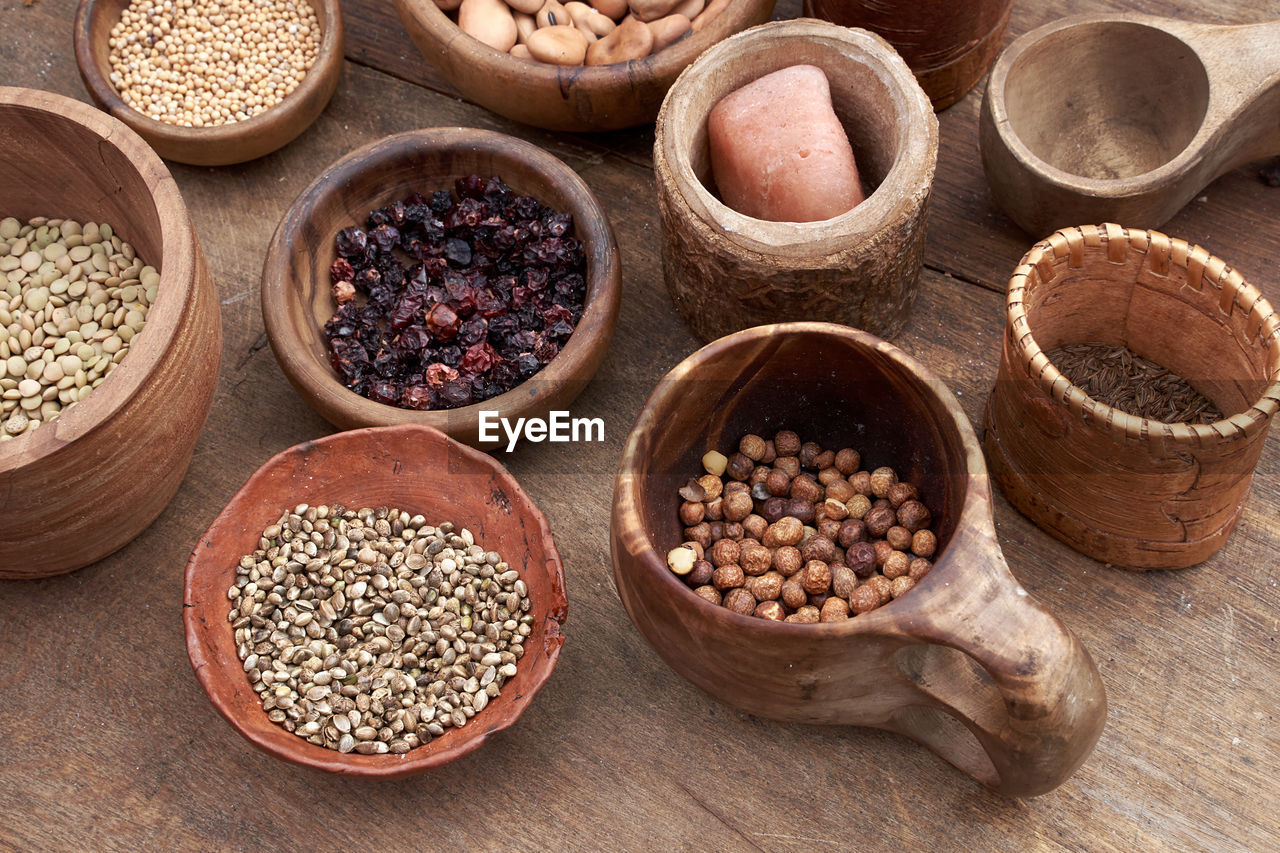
[393,0,776,131]
[73,0,344,166]
[183,423,567,777]
[610,322,1108,796]
[0,87,221,578]
[261,126,621,448]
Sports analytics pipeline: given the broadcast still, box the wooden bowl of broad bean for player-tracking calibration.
[393,0,777,131]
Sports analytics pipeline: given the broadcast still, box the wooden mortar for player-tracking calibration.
[983,224,1280,570]
[612,322,1106,796]
[803,0,1015,110]
[654,20,938,343]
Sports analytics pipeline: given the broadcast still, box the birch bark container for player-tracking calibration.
[983,224,1280,570]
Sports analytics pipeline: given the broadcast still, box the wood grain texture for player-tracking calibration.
[804,0,1014,110]
[611,322,1106,795]
[1,0,1279,849]
[392,0,775,131]
[73,0,344,165]
[184,424,567,777]
[985,224,1280,569]
[260,127,621,446]
[655,20,938,342]
[980,14,1280,235]
[0,87,221,577]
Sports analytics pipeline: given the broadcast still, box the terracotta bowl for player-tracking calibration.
[74,0,344,166]
[392,0,776,132]
[0,87,221,579]
[183,424,567,778]
[610,322,1107,796]
[261,127,621,447]
[984,224,1280,569]
[654,19,939,343]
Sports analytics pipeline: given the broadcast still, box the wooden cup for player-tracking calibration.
[984,224,1280,570]
[611,322,1106,796]
[980,14,1280,235]
[654,20,938,343]
[803,0,1015,110]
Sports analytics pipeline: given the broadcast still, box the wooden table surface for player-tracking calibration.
[3,0,1279,849]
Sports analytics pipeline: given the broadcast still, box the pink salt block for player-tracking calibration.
[707,64,865,222]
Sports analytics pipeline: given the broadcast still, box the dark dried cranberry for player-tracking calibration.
[533,338,560,364]
[439,378,472,408]
[401,384,435,410]
[487,315,518,344]
[436,344,462,367]
[512,196,540,220]
[490,358,519,389]
[522,267,549,291]
[457,318,488,347]
[388,292,425,331]
[430,190,453,213]
[544,212,574,237]
[459,342,497,377]
[455,174,486,200]
[476,288,508,318]
[329,258,354,283]
[424,362,458,388]
[352,266,380,294]
[426,303,460,342]
[516,352,540,377]
[367,381,401,405]
[444,237,472,267]
[370,224,400,253]
[335,226,368,258]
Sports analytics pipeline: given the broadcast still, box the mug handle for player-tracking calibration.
[885,526,1108,797]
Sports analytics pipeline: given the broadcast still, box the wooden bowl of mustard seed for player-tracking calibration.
[0,87,221,578]
[183,423,567,777]
[610,322,1107,797]
[73,0,344,166]
[260,126,621,448]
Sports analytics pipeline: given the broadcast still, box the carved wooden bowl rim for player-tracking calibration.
[0,86,198,472]
[655,18,939,253]
[1005,223,1280,447]
[73,0,344,159]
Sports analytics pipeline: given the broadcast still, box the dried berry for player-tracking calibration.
[323,177,586,410]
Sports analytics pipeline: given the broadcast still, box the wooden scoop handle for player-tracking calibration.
[886,525,1108,796]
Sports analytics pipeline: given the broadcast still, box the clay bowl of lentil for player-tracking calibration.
[610,322,1108,797]
[261,126,621,447]
[73,0,344,166]
[0,87,221,578]
[184,423,567,777]
[393,0,777,132]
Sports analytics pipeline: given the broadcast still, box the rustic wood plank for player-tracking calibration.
[0,0,1278,850]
